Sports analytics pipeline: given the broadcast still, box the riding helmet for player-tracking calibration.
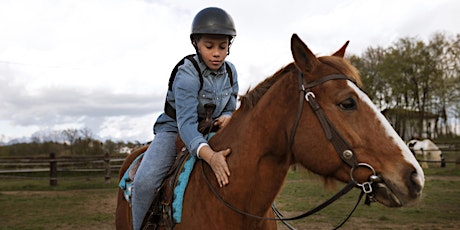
[190,7,236,38]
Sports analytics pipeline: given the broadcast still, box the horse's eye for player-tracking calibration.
[338,98,357,110]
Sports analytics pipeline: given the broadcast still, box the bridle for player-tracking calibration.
[201,70,382,229]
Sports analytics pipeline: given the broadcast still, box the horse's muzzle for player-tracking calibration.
[372,182,402,207]
[373,170,423,207]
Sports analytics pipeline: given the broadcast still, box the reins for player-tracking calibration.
[202,161,361,223]
[201,70,380,229]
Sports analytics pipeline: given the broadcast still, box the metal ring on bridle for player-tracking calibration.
[350,163,377,194]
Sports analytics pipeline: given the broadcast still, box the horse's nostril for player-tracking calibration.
[409,171,423,195]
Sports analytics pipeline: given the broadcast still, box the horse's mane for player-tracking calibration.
[238,56,361,113]
[239,63,297,112]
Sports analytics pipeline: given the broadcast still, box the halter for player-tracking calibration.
[201,70,381,229]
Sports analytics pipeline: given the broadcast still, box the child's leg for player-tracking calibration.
[131,132,177,230]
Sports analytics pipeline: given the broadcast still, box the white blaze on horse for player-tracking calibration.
[408,139,443,168]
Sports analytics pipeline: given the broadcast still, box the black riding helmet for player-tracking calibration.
[190,7,236,55]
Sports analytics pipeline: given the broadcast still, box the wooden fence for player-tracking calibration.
[414,149,460,167]
[1,148,459,186]
[0,153,126,186]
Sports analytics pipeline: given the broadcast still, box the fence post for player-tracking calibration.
[50,152,58,186]
[104,152,111,184]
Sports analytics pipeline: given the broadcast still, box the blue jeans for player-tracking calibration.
[131,132,177,230]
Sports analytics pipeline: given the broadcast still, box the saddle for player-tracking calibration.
[140,103,219,230]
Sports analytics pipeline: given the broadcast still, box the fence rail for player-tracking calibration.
[0,153,126,185]
[1,149,459,186]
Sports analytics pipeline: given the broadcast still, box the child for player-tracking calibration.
[131,7,238,230]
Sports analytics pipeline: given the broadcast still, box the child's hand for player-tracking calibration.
[214,115,231,129]
[209,148,232,187]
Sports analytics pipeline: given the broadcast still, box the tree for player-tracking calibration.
[428,33,460,136]
[103,139,117,155]
[62,128,79,154]
[350,32,460,139]
[349,46,388,108]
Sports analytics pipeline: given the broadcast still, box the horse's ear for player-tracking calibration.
[332,41,349,57]
[291,34,319,73]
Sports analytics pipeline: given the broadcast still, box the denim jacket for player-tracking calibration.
[154,54,238,157]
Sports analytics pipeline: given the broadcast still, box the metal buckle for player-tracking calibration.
[305,91,315,101]
[361,182,373,194]
[350,163,378,194]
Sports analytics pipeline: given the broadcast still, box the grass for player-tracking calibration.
[1,165,459,229]
[0,177,118,230]
[275,167,460,229]
[0,172,117,230]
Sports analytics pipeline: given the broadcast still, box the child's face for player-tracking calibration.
[196,34,230,71]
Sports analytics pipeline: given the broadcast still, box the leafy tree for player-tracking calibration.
[351,32,459,138]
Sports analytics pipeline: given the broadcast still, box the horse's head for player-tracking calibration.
[290,34,425,207]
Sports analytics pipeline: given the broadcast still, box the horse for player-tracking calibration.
[116,34,425,229]
[408,139,443,168]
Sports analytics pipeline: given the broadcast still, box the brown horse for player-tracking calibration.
[116,34,425,229]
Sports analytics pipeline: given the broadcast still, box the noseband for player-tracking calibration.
[202,70,381,229]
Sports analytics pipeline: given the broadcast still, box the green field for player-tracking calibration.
[1,165,459,230]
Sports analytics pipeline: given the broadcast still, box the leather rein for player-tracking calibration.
[201,70,381,229]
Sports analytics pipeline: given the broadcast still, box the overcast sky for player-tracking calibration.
[1,0,459,143]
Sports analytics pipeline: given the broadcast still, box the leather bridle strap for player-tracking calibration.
[305,73,357,88]
[291,72,359,168]
[289,72,307,149]
[302,72,359,168]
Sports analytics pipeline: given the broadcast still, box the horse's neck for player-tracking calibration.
[206,73,298,214]
[211,140,292,216]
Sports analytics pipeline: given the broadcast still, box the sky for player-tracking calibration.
[1,0,459,144]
